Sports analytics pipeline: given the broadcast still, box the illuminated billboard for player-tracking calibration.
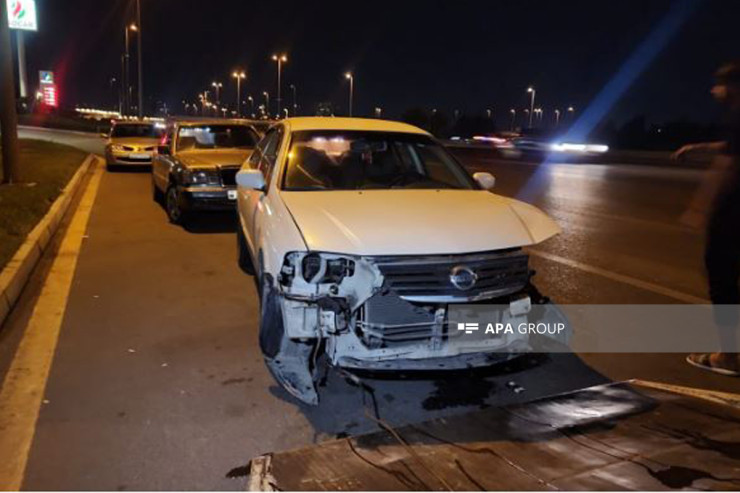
[39,69,57,108]
[6,0,37,31]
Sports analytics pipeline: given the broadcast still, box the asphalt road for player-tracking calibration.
[1,128,737,490]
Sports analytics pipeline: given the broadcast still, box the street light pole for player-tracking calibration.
[247,95,254,117]
[263,91,270,118]
[272,54,287,118]
[211,81,223,107]
[527,86,536,128]
[289,84,297,116]
[535,108,543,126]
[124,23,137,116]
[345,72,354,117]
[232,71,245,117]
[555,109,561,127]
[110,77,118,111]
[510,109,516,131]
[136,0,143,118]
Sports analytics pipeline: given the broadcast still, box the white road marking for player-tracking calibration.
[528,248,709,305]
[0,160,104,490]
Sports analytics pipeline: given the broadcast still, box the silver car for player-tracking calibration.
[104,121,164,170]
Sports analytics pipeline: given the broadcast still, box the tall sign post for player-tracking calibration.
[0,0,21,183]
[6,0,38,99]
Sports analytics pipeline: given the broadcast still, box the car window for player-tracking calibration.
[111,124,163,138]
[258,127,284,188]
[176,124,260,151]
[282,131,475,191]
[246,130,274,169]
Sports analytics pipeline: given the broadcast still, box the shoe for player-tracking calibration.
[686,353,740,377]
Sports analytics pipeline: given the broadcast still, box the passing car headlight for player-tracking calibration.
[183,169,220,185]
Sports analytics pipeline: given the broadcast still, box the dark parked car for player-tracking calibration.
[151,119,261,225]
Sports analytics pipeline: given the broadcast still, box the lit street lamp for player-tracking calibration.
[135,0,143,118]
[554,109,561,126]
[527,86,536,128]
[123,23,138,116]
[567,106,575,122]
[345,72,354,117]
[247,95,254,117]
[272,54,287,118]
[534,107,543,126]
[232,71,246,117]
[211,81,223,105]
[510,109,516,131]
[263,91,270,117]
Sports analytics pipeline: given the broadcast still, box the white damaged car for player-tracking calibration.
[236,117,565,404]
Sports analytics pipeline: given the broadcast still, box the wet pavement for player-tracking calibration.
[1,128,737,490]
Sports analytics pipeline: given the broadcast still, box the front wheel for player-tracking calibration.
[165,185,189,225]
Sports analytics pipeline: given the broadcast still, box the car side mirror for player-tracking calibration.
[473,172,495,190]
[236,169,266,191]
[157,145,171,155]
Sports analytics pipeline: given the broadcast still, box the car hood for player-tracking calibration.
[109,137,160,147]
[177,149,252,168]
[280,190,560,256]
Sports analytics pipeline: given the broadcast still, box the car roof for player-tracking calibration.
[112,120,156,126]
[173,118,255,127]
[283,117,429,135]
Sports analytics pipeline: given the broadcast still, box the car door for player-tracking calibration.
[239,127,283,255]
[152,124,175,191]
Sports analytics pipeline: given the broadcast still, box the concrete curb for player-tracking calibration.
[0,154,98,328]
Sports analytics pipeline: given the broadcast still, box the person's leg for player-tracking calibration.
[702,205,740,370]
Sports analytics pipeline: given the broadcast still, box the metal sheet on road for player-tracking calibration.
[253,382,740,491]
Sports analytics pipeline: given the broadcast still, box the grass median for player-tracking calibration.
[0,139,88,270]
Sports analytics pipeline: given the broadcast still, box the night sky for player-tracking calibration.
[11,0,740,125]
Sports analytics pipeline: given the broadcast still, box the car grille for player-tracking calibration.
[372,249,530,303]
[220,167,239,186]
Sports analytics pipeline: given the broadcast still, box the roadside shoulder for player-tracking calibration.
[0,155,98,328]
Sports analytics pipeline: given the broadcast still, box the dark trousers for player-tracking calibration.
[705,192,740,333]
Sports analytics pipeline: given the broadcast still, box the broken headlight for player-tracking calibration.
[301,253,355,284]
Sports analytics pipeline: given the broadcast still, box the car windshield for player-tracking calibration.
[111,124,163,138]
[177,125,259,151]
[282,131,476,191]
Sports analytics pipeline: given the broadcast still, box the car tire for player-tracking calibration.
[236,224,255,275]
[165,185,188,225]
